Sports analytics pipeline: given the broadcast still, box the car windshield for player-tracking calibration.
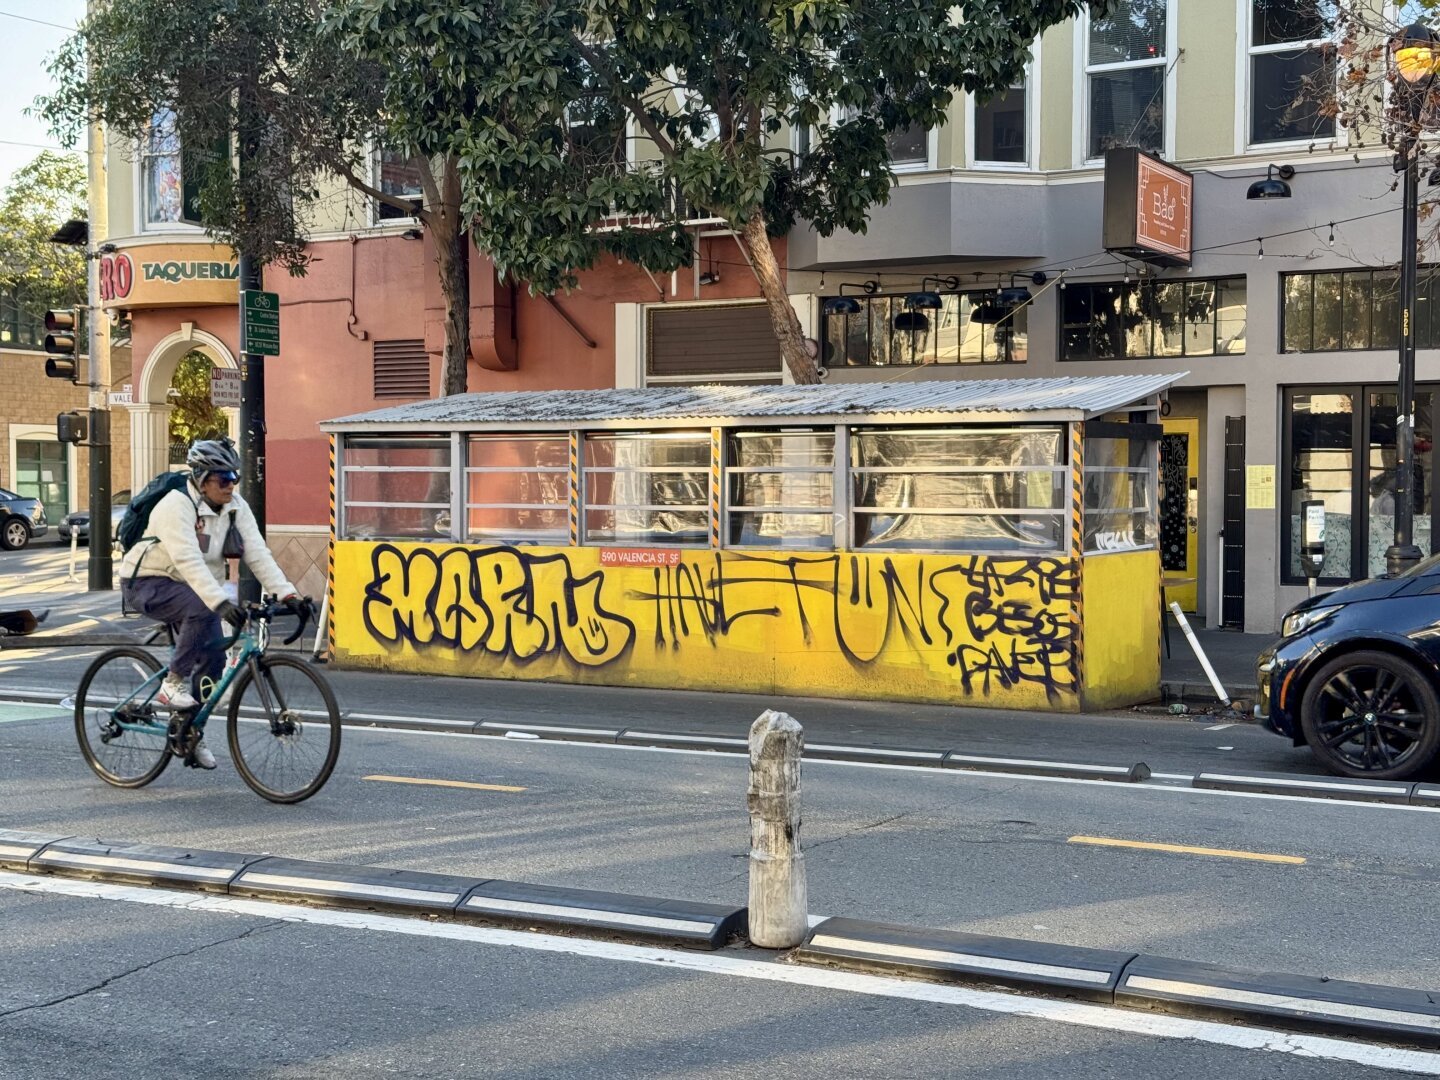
[0,488,15,500]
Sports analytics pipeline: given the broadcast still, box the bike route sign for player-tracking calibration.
[241,290,280,356]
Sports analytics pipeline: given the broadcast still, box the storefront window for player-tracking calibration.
[851,427,1065,551]
[583,432,710,545]
[1084,433,1156,552]
[1365,391,1434,578]
[1285,390,1354,581]
[726,430,834,549]
[466,435,568,543]
[1281,268,1421,352]
[1061,278,1246,360]
[341,436,452,541]
[824,292,1026,367]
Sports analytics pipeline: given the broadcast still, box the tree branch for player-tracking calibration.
[572,35,677,158]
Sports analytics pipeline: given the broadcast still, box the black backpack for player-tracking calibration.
[117,472,190,552]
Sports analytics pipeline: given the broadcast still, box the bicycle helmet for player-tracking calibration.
[187,437,241,484]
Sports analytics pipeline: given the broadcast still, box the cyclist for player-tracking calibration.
[119,437,300,769]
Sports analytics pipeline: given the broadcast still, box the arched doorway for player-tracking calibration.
[128,326,239,490]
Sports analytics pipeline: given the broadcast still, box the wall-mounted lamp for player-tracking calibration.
[401,228,423,240]
[97,242,117,255]
[699,270,720,286]
[1247,164,1295,200]
[822,280,879,316]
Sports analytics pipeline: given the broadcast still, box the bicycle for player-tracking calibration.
[73,598,341,804]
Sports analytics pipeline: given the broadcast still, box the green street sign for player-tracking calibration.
[241,289,280,356]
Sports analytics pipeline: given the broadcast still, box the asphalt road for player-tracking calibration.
[1,693,1439,1076]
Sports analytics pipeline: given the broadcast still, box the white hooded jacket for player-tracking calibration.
[118,479,295,611]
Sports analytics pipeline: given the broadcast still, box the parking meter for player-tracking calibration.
[1300,499,1325,596]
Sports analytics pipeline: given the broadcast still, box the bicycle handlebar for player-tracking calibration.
[220,597,314,650]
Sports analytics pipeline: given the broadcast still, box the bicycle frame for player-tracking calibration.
[108,619,272,739]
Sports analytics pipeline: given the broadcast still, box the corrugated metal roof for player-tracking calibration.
[323,374,1186,429]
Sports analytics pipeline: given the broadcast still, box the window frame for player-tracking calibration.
[136,108,203,235]
[724,428,837,550]
[1077,0,1177,166]
[337,435,454,542]
[832,104,938,174]
[1240,0,1342,153]
[1058,276,1248,362]
[822,289,1030,368]
[581,430,714,548]
[464,433,571,544]
[1279,267,1428,354]
[968,46,1039,171]
[370,145,425,227]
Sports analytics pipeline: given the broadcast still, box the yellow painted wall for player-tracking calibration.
[332,541,1089,711]
[1079,548,1162,711]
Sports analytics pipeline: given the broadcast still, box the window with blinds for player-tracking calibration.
[646,304,782,382]
[373,339,430,399]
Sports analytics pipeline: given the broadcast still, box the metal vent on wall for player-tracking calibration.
[373,339,430,399]
[647,303,782,382]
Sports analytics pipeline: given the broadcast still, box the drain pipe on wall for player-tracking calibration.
[1169,601,1230,706]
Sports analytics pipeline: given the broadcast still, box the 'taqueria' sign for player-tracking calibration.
[98,243,241,310]
[142,260,239,284]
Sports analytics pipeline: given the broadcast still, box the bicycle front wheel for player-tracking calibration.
[227,655,341,804]
[75,647,171,788]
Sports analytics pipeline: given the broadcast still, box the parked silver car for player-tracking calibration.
[0,487,49,550]
[59,490,131,544]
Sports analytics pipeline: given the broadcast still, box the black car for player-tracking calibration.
[0,487,48,550]
[1258,555,1440,780]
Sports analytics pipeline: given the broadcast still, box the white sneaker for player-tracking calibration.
[156,676,198,711]
[192,740,217,770]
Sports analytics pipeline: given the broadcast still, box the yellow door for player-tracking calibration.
[1160,418,1200,612]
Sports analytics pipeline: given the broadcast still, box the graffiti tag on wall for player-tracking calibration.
[354,543,1079,701]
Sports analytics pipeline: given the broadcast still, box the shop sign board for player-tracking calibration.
[1102,148,1193,266]
[98,243,240,309]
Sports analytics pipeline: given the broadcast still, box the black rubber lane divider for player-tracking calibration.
[477,720,622,743]
[1117,955,1440,1046]
[615,728,750,752]
[794,917,1135,1002]
[1412,784,1440,808]
[942,752,1151,783]
[31,837,263,893]
[0,828,72,872]
[457,880,746,949]
[1193,771,1415,804]
[230,857,481,914]
[804,743,948,767]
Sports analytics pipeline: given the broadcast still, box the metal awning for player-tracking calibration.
[323,373,1186,433]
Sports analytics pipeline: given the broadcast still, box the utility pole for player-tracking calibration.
[86,113,112,590]
[237,68,265,604]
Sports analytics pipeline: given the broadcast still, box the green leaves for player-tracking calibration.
[0,151,87,316]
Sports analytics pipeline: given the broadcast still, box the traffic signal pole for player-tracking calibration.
[86,115,112,590]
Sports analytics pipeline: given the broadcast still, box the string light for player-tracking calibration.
[1257,238,1264,260]
[1328,222,1335,246]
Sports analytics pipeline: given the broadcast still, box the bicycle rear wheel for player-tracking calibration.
[227,655,341,804]
[75,647,171,788]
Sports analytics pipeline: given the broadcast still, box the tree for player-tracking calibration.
[38,0,479,395]
[168,351,229,445]
[334,0,1104,385]
[0,150,87,320]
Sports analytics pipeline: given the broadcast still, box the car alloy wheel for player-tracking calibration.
[1300,650,1440,780]
[1,518,29,550]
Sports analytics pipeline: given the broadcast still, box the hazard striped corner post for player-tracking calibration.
[238,276,278,603]
[747,710,807,948]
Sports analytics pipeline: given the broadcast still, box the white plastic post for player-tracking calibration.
[312,588,330,659]
[66,530,80,583]
[1170,601,1230,706]
[747,709,807,948]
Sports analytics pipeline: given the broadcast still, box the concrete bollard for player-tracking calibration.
[747,709,807,948]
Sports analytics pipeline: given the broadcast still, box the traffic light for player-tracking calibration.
[56,411,87,445]
[44,309,79,381]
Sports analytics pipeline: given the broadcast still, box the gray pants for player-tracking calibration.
[122,576,224,698]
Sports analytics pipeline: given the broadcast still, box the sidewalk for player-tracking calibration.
[3,551,1270,705]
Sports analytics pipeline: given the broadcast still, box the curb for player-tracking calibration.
[1192,770,1427,806]
[5,828,1438,1048]
[795,916,1440,1048]
[0,830,744,950]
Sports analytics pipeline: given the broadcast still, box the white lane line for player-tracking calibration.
[1206,724,1236,731]
[2,872,1437,1077]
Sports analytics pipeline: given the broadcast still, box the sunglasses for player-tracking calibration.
[212,472,239,487]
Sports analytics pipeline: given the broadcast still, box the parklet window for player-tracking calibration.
[1083,430,1156,552]
[340,436,452,541]
[1061,278,1246,360]
[466,435,569,543]
[726,430,834,549]
[583,432,711,545]
[851,427,1066,552]
[1249,0,1337,145]
[824,291,1027,367]
[1086,0,1168,159]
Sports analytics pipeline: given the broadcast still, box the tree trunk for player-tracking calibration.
[740,207,820,385]
[431,212,470,397]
